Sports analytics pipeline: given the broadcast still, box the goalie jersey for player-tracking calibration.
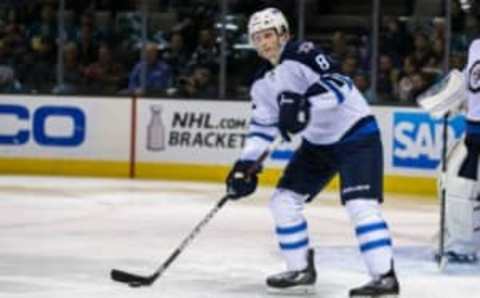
[241,40,378,161]
[466,38,480,129]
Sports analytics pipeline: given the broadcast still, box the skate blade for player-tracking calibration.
[266,285,316,296]
[350,295,398,298]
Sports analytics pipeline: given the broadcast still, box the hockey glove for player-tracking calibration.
[226,160,262,200]
[278,91,311,142]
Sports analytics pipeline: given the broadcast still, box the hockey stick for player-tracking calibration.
[438,113,449,270]
[110,138,281,287]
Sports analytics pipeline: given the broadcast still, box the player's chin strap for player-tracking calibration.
[110,137,282,287]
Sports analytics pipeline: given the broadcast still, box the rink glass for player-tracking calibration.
[0,0,468,104]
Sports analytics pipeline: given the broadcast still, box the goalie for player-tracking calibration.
[420,4,480,263]
[443,35,480,263]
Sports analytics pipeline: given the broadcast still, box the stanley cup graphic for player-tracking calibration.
[147,105,165,151]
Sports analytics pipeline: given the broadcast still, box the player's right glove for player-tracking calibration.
[278,91,311,141]
[226,160,261,200]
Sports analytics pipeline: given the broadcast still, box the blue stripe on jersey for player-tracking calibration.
[271,149,293,160]
[321,78,345,103]
[466,120,480,135]
[251,119,278,127]
[279,238,309,250]
[305,82,329,97]
[247,132,275,141]
[340,118,379,143]
[360,238,392,252]
[355,222,387,236]
[276,221,307,235]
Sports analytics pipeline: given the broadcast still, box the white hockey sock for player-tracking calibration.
[346,199,394,277]
[269,189,310,271]
[276,220,309,271]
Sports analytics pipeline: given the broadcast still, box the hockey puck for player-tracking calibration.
[129,281,143,288]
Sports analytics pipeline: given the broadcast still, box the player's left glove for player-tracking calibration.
[278,91,310,141]
[226,160,262,200]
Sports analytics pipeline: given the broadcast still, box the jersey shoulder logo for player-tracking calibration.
[297,42,315,54]
[469,60,480,93]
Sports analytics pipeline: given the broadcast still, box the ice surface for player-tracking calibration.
[0,175,479,298]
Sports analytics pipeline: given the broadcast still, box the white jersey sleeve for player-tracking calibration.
[239,73,279,161]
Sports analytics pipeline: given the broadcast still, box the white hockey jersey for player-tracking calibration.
[240,40,375,161]
[466,38,480,123]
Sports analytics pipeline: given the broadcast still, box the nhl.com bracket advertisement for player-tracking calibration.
[145,105,248,151]
[136,99,254,165]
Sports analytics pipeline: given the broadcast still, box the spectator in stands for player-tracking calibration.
[53,42,85,94]
[410,71,432,100]
[340,55,359,78]
[330,31,349,62]
[353,71,374,103]
[431,17,446,41]
[0,40,14,66]
[409,31,433,70]
[75,12,99,67]
[331,31,360,61]
[84,43,124,94]
[27,3,57,43]
[67,0,133,18]
[396,56,420,102]
[17,36,56,93]
[116,3,145,50]
[380,16,412,64]
[173,1,218,53]
[188,28,219,71]
[450,51,467,70]
[2,8,28,64]
[175,64,217,98]
[451,0,467,34]
[424,36,444,76]
[377,53,399,102]
[0,65,23,93]
[163,31,190,77]
[128,42,172,95]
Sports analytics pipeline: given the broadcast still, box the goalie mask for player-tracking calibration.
[248,8,289,46]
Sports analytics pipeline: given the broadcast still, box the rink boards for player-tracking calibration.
[0,95,466,196]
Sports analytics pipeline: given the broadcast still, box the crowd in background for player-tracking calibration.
[0,0,222,98]
[339,0,475,104]
[0,0,477,104]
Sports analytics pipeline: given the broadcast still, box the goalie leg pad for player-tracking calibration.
[444,141,480,254]
[445,177,480,254]
[269,189,310,271]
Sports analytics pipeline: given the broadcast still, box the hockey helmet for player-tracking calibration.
[248,7,289,45]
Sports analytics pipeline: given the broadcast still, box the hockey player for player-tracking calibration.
[225,7,399,298]
[437,2,480,264]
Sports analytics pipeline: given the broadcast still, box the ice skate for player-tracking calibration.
[266,249,316,295]
[435,251,478,264]
[349,268,399,298]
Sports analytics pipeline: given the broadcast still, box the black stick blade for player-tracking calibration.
[110,269,156,286]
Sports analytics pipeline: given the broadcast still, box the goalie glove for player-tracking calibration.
[277,91,311,141]
[226,160,262,200]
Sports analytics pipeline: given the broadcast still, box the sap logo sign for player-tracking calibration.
[0,104,85,146]
[393,112,464,169]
